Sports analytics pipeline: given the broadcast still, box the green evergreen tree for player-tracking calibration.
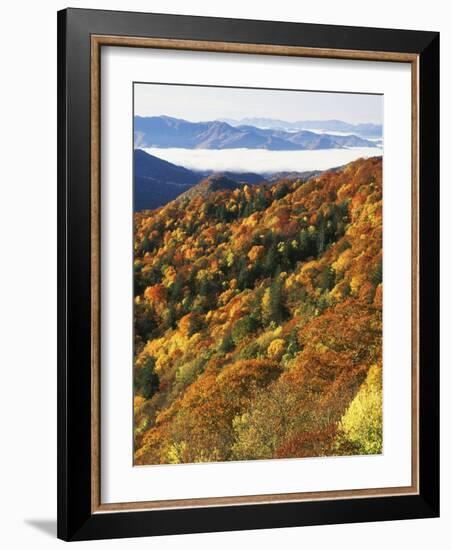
[135,356,159,399]
[371,260,383,286]
[318,265,336,292]
[171,272,184,302]
[316,213,326,256]
[263,243,278,276]
[298,229,311,259]
[248,288,264,328]
[141,233,152,254]
[231,315,258,345]
[255,189,269,211]
[219,331,235,354]
[274,182,289,200]
[163,302,177,330]
[237,257,250,289]
[265,270,287,326]
[242,201,253,218]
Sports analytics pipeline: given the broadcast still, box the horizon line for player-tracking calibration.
[134,114,383,127]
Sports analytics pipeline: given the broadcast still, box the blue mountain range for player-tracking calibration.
[134,116,378,151]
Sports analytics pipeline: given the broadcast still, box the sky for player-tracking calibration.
[134,83,383,125]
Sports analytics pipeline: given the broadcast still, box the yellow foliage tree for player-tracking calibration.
[336,364,382,455]
[267,338,286,361]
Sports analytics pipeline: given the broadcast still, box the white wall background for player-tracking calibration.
[0,0,448,548]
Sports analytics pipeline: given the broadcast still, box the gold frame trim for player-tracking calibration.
[90,35,419,514]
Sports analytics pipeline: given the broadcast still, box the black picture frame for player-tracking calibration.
[57,7,439,541]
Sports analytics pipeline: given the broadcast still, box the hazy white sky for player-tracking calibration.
[134,83,383,125]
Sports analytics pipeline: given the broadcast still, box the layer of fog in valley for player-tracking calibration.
[142,146,383,175]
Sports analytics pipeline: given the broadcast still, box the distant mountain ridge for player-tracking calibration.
[134,116,378,151]
[219,117,383,139]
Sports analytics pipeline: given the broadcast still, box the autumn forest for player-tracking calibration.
[133,155,383,465]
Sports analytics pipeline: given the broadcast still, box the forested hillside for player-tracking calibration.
[133,156,383,465]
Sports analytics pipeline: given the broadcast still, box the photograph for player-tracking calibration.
[132,83,384,466]
[0,0,444,546]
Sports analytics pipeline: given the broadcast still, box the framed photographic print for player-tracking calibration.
[57,8,439,541]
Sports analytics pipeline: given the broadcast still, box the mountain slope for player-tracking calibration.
[178,175,244,201]
[134,149,270,211]
[214,171,268,185]
[220,117,383,138]
[133,156,383,464]
[134,149,202,210]
[134,116,378,150]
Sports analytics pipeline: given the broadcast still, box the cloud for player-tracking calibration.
[142,147,383,174]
